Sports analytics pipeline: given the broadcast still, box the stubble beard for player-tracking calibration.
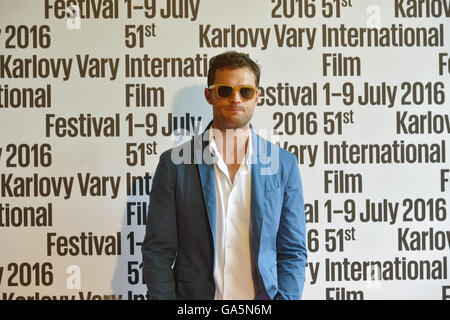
[213,108,253,131]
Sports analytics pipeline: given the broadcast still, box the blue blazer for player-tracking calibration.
[142,123,307,300]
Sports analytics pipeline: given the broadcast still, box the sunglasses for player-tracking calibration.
[209,84,258,100]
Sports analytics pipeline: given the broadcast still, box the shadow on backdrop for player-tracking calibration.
[110,84,212,299]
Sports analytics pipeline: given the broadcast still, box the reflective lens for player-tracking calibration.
[210,84,257,100]
[239,86,255,99]
[217,85,234,98]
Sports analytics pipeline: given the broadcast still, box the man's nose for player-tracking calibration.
[229,88,243,103]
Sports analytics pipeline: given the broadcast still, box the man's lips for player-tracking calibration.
[224,107,244,112]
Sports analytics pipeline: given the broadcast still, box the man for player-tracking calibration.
[142,51,307,300]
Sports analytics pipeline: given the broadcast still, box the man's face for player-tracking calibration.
[205,67,260,130]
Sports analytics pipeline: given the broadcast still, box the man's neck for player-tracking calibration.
[211,125,250,165]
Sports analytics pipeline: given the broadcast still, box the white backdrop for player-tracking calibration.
[0,0,449,300]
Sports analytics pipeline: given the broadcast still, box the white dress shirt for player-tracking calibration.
[208,128,256,300]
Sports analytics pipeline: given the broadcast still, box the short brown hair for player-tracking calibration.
[207,51,261,87]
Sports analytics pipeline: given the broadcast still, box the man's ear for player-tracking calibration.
[204,88,213,105]
[255,89,261,104]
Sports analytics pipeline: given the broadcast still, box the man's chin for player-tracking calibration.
[213,119,250,131]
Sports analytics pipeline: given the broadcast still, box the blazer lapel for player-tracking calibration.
[195,125,217,252]
[250,130,267,250]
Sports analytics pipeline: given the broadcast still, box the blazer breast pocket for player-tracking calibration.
[265,185,283,220]
[265,180,281,197]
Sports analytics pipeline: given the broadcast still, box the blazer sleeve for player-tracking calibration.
[274,155,308,300]
[141,150,178,300]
